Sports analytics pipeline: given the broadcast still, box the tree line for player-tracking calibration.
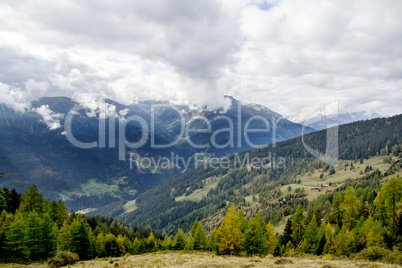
[2,176,402,265]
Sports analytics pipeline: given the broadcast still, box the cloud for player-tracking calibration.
[33,105,63,130]
[231,0,402,120]
[0,0,401,120]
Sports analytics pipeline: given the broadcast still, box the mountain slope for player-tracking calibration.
[110,114,402,234]
[0,96,311,211]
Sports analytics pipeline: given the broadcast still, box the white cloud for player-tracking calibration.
[0,0,401,120]
[33,105,63,130]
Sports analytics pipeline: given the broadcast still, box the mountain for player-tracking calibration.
[99,114,402,235]
[301,111,381,131]
[0,96,311,211]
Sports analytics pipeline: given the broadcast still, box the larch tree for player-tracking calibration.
[161,234,172,250]
[146,232,156,251]
[19,185,48,215]
[173,229,186,250]
[217,204,243,256]
[193,223,207,250]
[266,222,276,253]
[341,187,361,230]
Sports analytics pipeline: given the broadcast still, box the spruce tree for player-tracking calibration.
[381,177,402,234]
[208,229,219,252]
[69,217,92,260]
[315,233,326,256]
[282,218,292,246]
[244,212,267,256]
[104,233,119,256]
[291,205,305,247]
[300,215,319,253]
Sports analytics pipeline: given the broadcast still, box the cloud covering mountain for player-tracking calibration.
[0,0,401,120]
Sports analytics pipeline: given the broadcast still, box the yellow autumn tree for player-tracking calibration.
[217,204,243,256]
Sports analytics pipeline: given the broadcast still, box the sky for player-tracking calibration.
[0,0,401,121]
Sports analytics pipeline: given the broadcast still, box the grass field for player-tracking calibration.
[175,176,221,202]
[1,252,395,268]
[123,199,138,214]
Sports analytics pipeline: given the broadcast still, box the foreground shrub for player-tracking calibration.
[356,246,391,261]
[48,251,80,267]
[383,250,402,265]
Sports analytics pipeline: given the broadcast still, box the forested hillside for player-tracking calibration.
[110,114,402,234]
[0,185,164,265]
[2,179,402,266]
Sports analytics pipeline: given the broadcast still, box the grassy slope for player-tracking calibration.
[172,155,399,234]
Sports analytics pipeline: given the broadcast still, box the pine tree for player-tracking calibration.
[133,237,141,254]
[24,212,51,261]
[315,233,326,256]
[300,215,319,253]
[161,234,172,250]
[116,235,133,255]
[217,204,243,255]
[69,217,92,259]
[185,233,194,250]
[266,222,276,253]
[0,210,13,259]
[4,213,26,261]
[8,189,21,214]
[244,211,267,256]
[58,220,72,251]
[238,209,248,233]
[331,227,355,257]
[291,205,305,247]
[49,200,69,229]
[272,239,282,257]
[332,193,343,228]
[208,229,219,252]
[0,188,7,212]
[95,233,106,257]
[146,232,156,251]
[314,209,323,227]
[173,229,186,250]
[193,223,207,250]
[341,187,360,230]
[104,233,119,257]
[19,185,48,215]
[380,177,402,234]
[282,218,293,246]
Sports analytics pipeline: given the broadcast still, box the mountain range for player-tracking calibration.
[0,96,316,211]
